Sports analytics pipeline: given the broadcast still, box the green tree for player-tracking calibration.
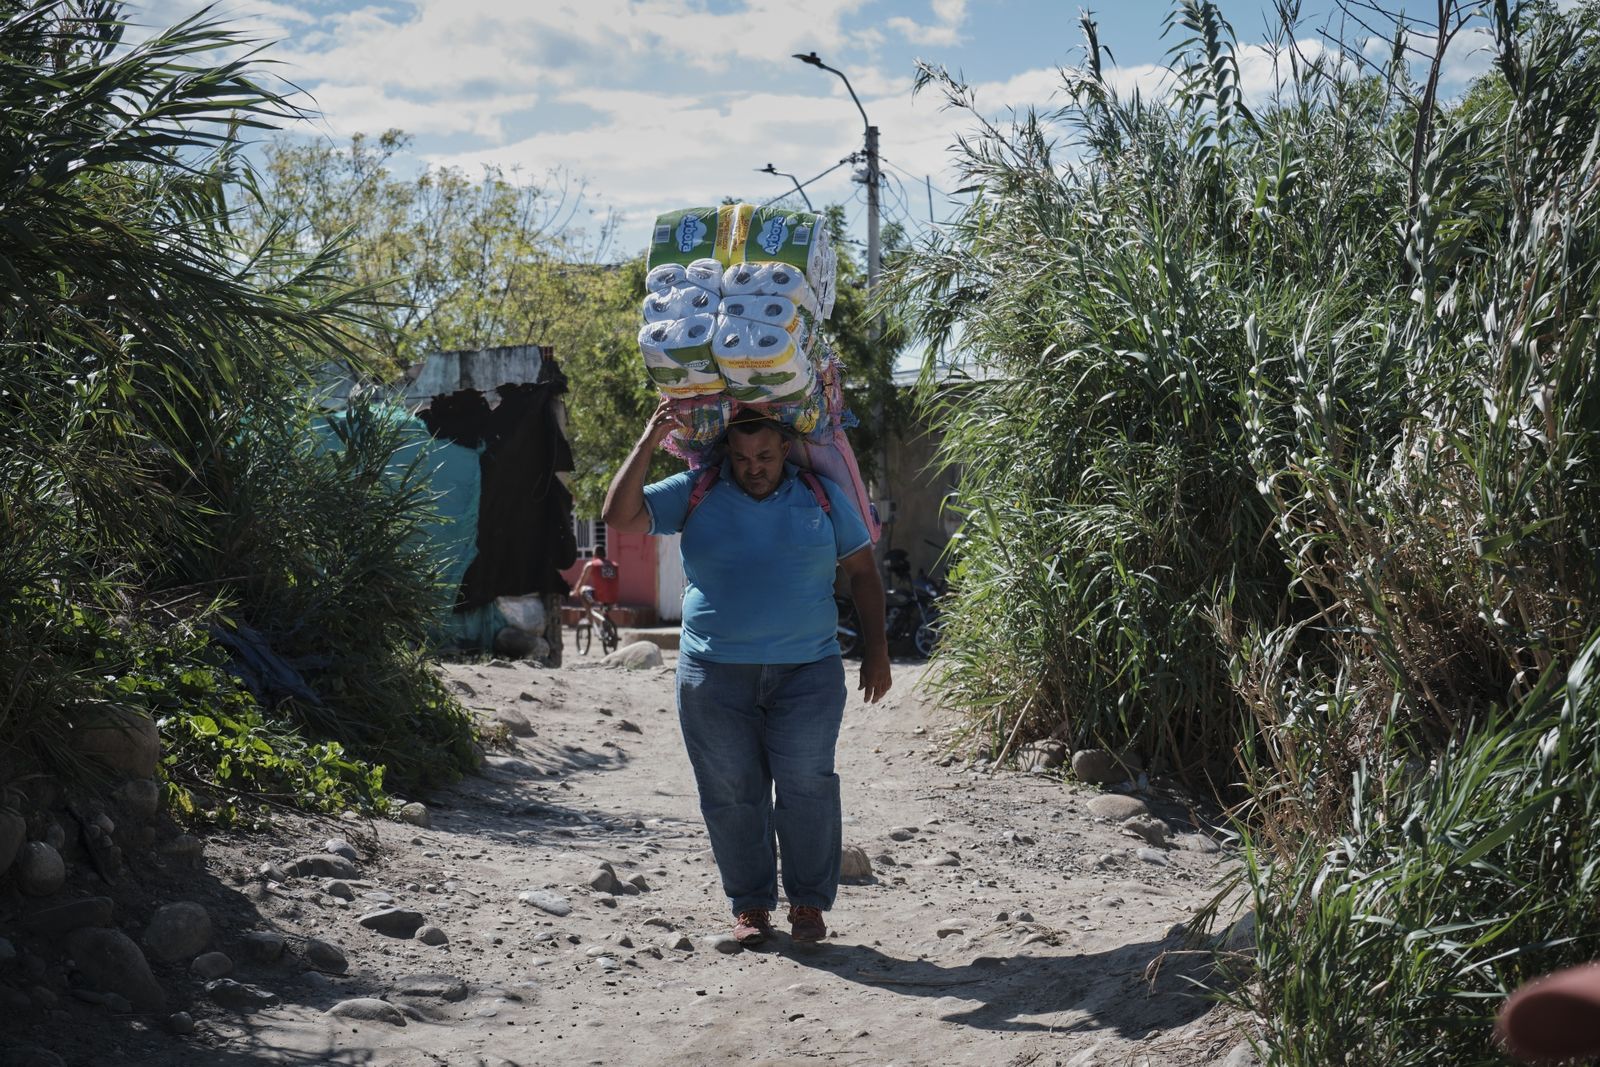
[243,130,618,374]
[243,132,670,512]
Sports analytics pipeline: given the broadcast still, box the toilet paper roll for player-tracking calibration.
[710,316,803,362]
[684,258,725,295]
[718,294,801,332]
[645,263,687,293]
[713,311,811,361]
[721,261,821,316]
[642,285,718,323]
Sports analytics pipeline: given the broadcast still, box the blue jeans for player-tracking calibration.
[676,651,846,916]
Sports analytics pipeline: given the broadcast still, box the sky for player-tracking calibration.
[136,0,1521,257]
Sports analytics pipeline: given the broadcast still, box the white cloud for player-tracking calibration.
[1437,25,1497,88]
[887,0,967,47]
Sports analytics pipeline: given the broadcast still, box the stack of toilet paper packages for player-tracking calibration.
[641,201,848,453]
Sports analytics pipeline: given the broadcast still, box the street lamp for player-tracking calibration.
[793,50,888,518]
[791,51,879,321]
[757,163,813,210]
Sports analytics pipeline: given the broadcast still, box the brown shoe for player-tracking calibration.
[787,905,826,943]
[733,909,774,945]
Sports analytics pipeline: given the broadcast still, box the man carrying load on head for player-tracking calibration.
[603,402,891,945]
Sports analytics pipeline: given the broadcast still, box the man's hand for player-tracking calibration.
[859,650,892,704]
[604,399,683,533]
[643,397,680,448]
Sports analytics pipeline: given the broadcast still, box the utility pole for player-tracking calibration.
[794,51,891,533]
[865,124,881,338]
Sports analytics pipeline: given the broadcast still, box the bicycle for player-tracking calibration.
[571,590,619,656]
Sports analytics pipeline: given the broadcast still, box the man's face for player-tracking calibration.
[728,426,789,500]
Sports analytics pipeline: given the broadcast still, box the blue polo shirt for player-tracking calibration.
[644,461,871,664]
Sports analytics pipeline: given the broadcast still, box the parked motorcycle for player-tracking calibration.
[836,549,944,659]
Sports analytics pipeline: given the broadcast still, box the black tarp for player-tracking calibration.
[419,373,577,611]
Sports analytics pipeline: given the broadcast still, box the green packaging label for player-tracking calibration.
[648,207,721,269]
[741,205,821,272]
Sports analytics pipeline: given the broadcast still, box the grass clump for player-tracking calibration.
[893,0,1600,1059]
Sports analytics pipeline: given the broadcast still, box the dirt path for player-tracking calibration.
[41,652,1252,1067]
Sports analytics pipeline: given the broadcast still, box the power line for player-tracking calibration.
[757,154,860,209]
[878,155,960,200]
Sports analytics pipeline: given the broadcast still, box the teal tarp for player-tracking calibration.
[311,404,484,646]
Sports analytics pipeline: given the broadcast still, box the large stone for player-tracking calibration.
[1018,740,1067,772]
[66,928,165,1011]
[285,854,358,879]
[26,896,114,935]
[190,952,233,980]
[206,978,279,1011]
[326,997,407,1026]
[839,845,873,882]
[1085,794,1150,820]
[0,811,26,876]
[391,973,469,1002]
[304,938,348,973]
[239,931,285,963]
[324,838,359,862]
[114,779,162,822]
[1070,748,1131,785]
[588,867,624,894]
[414,925,449,946]
[15,841,65,896]
[359,908,426,937]
[398,802,431,829]
[601,641,663,670]
[1176,832,1223,854]
[1224,910,1257,954]
[69,704,161,778]
[143,901,212,962]
[493,707,535,738]
[159,833,204,866]
[1121,815,1170,848]
[517,889,572,917]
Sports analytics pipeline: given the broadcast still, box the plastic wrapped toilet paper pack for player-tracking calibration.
[683,258,725,294]
[722,261,822,317]
[638,315,725,397]
[719,294,804,334]
[741,206,830,275]
[648,205,753,269]
[642,284,718,323]
[711,317,815,402]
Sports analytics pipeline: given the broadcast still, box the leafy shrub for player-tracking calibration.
[1237,630,1600,1065]
[104,624,388,827]
[0,0,473,808]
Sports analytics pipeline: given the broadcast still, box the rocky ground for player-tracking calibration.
[0,649,1257,1067]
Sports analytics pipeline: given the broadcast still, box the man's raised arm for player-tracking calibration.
[602,399,679,534]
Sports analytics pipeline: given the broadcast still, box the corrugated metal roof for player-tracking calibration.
[404,345,554,406]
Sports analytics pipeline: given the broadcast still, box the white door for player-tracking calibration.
[655,533,686,622]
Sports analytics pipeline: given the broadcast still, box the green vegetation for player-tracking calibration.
[893,0,1600,1060]
[243,133,667,513]
[0,0,474,818]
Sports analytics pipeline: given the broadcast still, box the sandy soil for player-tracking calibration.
[24,652,1254,1067]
